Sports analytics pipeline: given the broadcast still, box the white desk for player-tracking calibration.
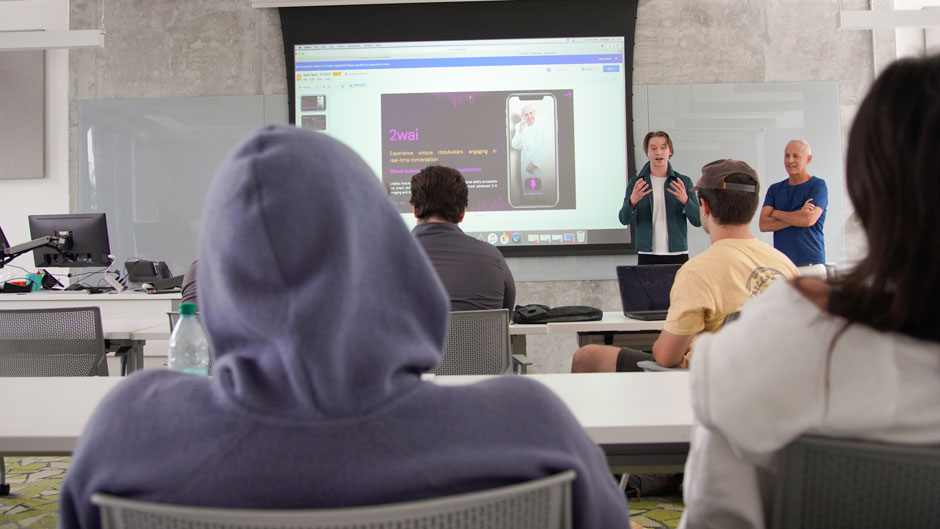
[507,321,546,356]
[0,373,692,467]
[436,372,691,467]
[0,291,180,320]
[510,312,664,353]
[95,316,659,370]
[0,297,651,358]
[103,317,550,359]
[546,312,665,334]
[0,377,124,454]
[548,311,663,349]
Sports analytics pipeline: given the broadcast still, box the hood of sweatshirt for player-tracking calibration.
[197,126,449,418]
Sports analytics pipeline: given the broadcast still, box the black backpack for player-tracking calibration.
[511,304,603,324]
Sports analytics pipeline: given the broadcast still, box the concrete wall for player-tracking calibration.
[58,0,876,373]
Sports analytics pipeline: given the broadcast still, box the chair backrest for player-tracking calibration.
[167,311,212,375]
[0,307,107,376]
[433,308,511,375]
[772,435,940,529]
[722,310,741,326]
[92,469,575,529]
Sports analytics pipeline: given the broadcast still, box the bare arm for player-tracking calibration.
[652,329,695,368]
[759,206,790,232]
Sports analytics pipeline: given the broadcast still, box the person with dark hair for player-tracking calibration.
[619,131,701,265]
[680,55,940,529]
[573,159,796,372]
[759,139,829,269]
[58,127,629,528]
[410,165,515,311]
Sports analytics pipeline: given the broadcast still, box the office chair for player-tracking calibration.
[771,435,940,529]
[0,306,108,495]
[433,309,529,375]
[92,469,575,529]
[166,311,212,375]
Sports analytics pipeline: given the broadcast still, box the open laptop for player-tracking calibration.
[616,264,682,321]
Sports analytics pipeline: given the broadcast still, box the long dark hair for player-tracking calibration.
[830,54,940,343]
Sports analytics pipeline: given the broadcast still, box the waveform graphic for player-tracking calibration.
[432,92,486,108]
[471,193,512,212]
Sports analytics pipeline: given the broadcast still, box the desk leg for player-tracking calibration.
[105,339,146,376]
[0,458,8,495]
[509,335,533,374]
[511,335,527,356]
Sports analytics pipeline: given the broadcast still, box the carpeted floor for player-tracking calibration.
[0,457,67,528]
[0,457,684,528]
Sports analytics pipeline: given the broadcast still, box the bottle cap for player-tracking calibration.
[179,302,197,315]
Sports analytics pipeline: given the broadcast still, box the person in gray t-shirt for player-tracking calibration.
[410,166,515,311]
[180,260,198,306]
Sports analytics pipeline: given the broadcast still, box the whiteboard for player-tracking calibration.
[633,81,845,269]
[78,95,288,276]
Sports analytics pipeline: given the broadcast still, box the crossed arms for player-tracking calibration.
[759,199,824,232]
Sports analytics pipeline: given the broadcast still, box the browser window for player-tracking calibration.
[294,36,629,249]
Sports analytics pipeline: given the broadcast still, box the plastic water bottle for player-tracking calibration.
[167,302,210,376]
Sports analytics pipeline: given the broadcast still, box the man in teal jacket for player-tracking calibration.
[620,131,701,264]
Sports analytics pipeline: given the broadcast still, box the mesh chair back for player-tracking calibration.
[93,470,574,529]
[0,307,107,376]
[167,311,213,375]
[433,308,511,375]
[772,435,940,529]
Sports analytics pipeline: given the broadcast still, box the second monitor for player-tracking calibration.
[28,213,112,268]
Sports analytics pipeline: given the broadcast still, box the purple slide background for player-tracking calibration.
[381,90,575,212]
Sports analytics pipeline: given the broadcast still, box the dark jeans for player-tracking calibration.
[637,253,689,265]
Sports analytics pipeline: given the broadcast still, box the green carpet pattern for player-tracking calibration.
[628,495,685,528]
[0,457,684,528]
[0,457,67,528]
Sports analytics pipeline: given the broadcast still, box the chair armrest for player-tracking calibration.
[636,360,687,372]
[511,354,533,375]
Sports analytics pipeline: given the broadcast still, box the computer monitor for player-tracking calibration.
[27,213,112,268]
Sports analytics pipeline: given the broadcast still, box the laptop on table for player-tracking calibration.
[616,264,682,321]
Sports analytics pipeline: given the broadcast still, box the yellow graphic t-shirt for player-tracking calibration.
[664,238,799,367]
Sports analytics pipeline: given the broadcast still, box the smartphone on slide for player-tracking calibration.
[507,93,559,208]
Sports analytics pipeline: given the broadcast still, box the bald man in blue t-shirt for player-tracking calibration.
[759,140,828,266]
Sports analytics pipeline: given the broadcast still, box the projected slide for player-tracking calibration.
[293,36,629,250]
[381,90,575,213]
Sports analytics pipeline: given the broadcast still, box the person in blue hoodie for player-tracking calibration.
[620,131,701,265]
[58,126,629,528]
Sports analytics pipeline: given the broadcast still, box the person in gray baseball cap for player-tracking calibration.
[572,159,798,373]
